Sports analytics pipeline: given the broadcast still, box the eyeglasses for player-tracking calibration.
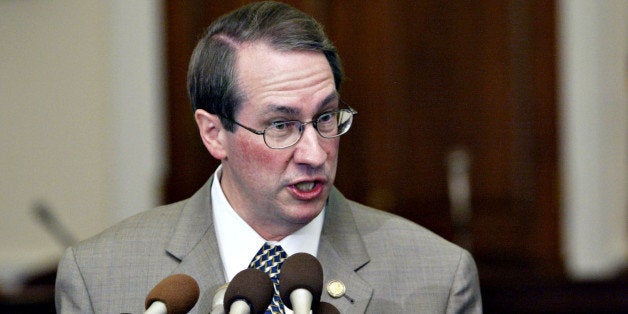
[222,105,357,149]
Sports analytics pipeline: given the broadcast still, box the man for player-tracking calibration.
[55,2,482,313]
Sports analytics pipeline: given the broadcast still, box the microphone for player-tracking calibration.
[211,283,228,314]
[223,268,274,314]
[278,253,324,314]
[32,201,77,247]
[144,274,200,314]
[194,282,226,314]
[315,302,340,314]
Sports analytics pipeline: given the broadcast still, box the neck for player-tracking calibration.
[242,213,307,242]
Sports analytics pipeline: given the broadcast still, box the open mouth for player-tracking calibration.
[294,181,316,192]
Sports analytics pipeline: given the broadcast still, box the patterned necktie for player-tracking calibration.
[249,243,287,314]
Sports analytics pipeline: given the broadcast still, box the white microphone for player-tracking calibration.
[145,302,167,314]
[211,283,228,314]
[279,253,324,314]
[194,282,227,314]
[144,274,200,314]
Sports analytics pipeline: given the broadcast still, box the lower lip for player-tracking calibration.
[289,182,324,201]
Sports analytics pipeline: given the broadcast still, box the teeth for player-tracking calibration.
[295,182,315,191]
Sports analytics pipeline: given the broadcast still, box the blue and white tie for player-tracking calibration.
[249,243,287,314]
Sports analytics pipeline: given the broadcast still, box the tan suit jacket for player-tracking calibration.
[55,178,482,313]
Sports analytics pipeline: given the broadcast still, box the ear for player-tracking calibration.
[194,109,227,160]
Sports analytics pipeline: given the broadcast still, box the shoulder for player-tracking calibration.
[339,196,481,311]
[55,200,191,313]
[346,198,463,257]
[327,188,465,258]
[69,199,189,266]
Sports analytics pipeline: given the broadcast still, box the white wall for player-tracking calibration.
[109,1,166,223]
[0,0,164,292]
[558,0,628,280]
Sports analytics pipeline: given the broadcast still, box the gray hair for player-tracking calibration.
[187,1,344,131]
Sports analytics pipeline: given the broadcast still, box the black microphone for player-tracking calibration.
[278,253,324,314]
[144,274,200,314]
[223,268,274,314]
[32,201,77,247]
[315,302,340,314]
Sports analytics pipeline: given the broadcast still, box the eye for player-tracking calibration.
[318,111,337,123]
[268,121,301,137]
[271,121,290,130]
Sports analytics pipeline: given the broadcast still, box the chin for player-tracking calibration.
[286,204,324,223]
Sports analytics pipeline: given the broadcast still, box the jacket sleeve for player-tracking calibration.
[55,246,95,313]
[446,249,483,314]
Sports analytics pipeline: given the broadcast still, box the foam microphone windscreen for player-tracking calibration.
[278,252,324,309]
[145,274,200,314]
[223,268,274,314]
[315,302,340,314]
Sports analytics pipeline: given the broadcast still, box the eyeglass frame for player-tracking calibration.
[219,102,357,149]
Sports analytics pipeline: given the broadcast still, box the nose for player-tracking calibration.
[292,123,327,167]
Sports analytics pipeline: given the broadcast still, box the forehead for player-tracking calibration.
[234,41,336,111]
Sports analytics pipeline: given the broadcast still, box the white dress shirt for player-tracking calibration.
[211,165,324,282]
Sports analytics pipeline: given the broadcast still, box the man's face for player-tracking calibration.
[219,42,339,239]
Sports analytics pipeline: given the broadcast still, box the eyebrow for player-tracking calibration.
[263,92,339,116]
[321,93,340,108]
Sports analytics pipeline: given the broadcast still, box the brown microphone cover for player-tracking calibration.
[278,252,324,309]
[315,301,341,314]
[145,273,200,314]
[224,268,275,314]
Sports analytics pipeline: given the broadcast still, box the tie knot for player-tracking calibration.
[249,243,287,278]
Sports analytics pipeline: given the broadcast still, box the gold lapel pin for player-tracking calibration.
[326,280,346,298]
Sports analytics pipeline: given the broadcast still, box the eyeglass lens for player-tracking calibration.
[263,109,354,148]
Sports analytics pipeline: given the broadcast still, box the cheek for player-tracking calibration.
[235,137,285,170]
[325,139,340,160]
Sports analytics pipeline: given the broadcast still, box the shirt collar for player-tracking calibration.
[211,165,324,281]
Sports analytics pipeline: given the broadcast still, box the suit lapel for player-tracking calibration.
[164,177,227,312]
[160,181,374,312]
[318,188,373,312]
